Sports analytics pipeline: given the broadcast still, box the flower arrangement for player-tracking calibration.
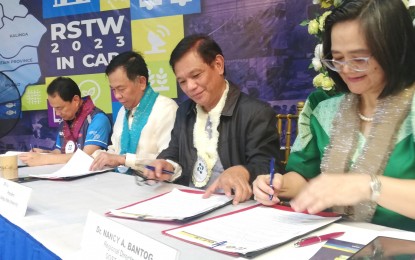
[301,0,341,92]
[303,0,410,92]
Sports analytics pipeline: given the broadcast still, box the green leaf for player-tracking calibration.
[300,20,309,26]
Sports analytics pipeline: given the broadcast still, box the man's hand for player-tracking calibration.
[19,152,46,167]
[143,159,174,181]
[90,152,125,171]
[203,165,252,205]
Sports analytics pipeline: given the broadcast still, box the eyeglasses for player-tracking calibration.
[321,56,371,72]
[131,169,159,186]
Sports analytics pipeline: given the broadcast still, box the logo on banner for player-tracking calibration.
[140,0,193,10]
[132,16,184,62]
[48,104,63,127]
[21,85,48,111]
[132,0,201,19]
[139,0,162,10]
[43,0,100,18]
[145,25,170,54]
[147,61,177,97]
[149,67,168,91]
[53,0,91,7]
[171,0,193,7]
[79,80,101,103]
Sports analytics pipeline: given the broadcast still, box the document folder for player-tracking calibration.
[107,188,233,222]
[163,204,341,258]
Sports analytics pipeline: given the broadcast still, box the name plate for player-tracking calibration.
[0,178,32,218]
[81,211,179,260]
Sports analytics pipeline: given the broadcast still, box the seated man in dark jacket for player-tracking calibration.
[144,34,281,205]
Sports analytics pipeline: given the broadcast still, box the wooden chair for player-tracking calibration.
[276,101,304,165]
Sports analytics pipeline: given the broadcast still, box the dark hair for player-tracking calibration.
[323,0,415,97]
[105,51,149,82]
[47,76,81,102]
[169,34,226,76]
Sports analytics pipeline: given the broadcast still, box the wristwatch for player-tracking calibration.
[369,174,382,202]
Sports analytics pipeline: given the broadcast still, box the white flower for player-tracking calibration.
[311,44,323,71]
[314,44,323,59]
[312,57,322,71]
[313,0,321,4]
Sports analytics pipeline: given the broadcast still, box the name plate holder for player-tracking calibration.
[0,178,32,218]
[81,211,179,260]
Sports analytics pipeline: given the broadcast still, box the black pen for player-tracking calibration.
[144,165,174,175]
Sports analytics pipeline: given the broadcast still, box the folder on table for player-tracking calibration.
[163,204,341,258]
[107,188,232,222]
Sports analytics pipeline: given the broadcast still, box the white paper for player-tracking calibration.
[0,178,32,218]
[109,188,232,221]
[165,205,341,255]
[29,149,111,179]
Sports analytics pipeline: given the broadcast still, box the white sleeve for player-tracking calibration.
[108,107,126,154]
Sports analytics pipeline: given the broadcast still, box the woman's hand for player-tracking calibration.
[290,173,371,214]
[252,173,284,206]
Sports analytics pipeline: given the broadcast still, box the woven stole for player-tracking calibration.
[61,96,95,153]
[321,85,414,222]
[120,85,159,155]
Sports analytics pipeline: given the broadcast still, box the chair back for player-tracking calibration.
[276,101,304,165]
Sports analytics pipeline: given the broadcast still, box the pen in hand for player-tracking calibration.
[144,165,174,175]
[269,157,275,200]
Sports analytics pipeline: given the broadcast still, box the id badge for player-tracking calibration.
[65,140,76,153]
[192,156,210,187]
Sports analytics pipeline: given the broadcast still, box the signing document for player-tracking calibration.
[163,205,341,257]
[29,149,111,179]
[108,188,232,222]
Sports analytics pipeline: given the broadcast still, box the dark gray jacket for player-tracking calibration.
[158,82,282,186]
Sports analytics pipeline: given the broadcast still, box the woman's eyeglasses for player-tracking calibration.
[321,56,371,72]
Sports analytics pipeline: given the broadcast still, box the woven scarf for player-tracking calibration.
[120,85,159,154]
[192,81,229,187]
[61,96,95,153]
[321,85,415,222]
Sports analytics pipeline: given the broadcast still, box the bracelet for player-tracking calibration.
[369,174,382,202]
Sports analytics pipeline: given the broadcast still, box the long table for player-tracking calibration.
[3,166,415,259]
